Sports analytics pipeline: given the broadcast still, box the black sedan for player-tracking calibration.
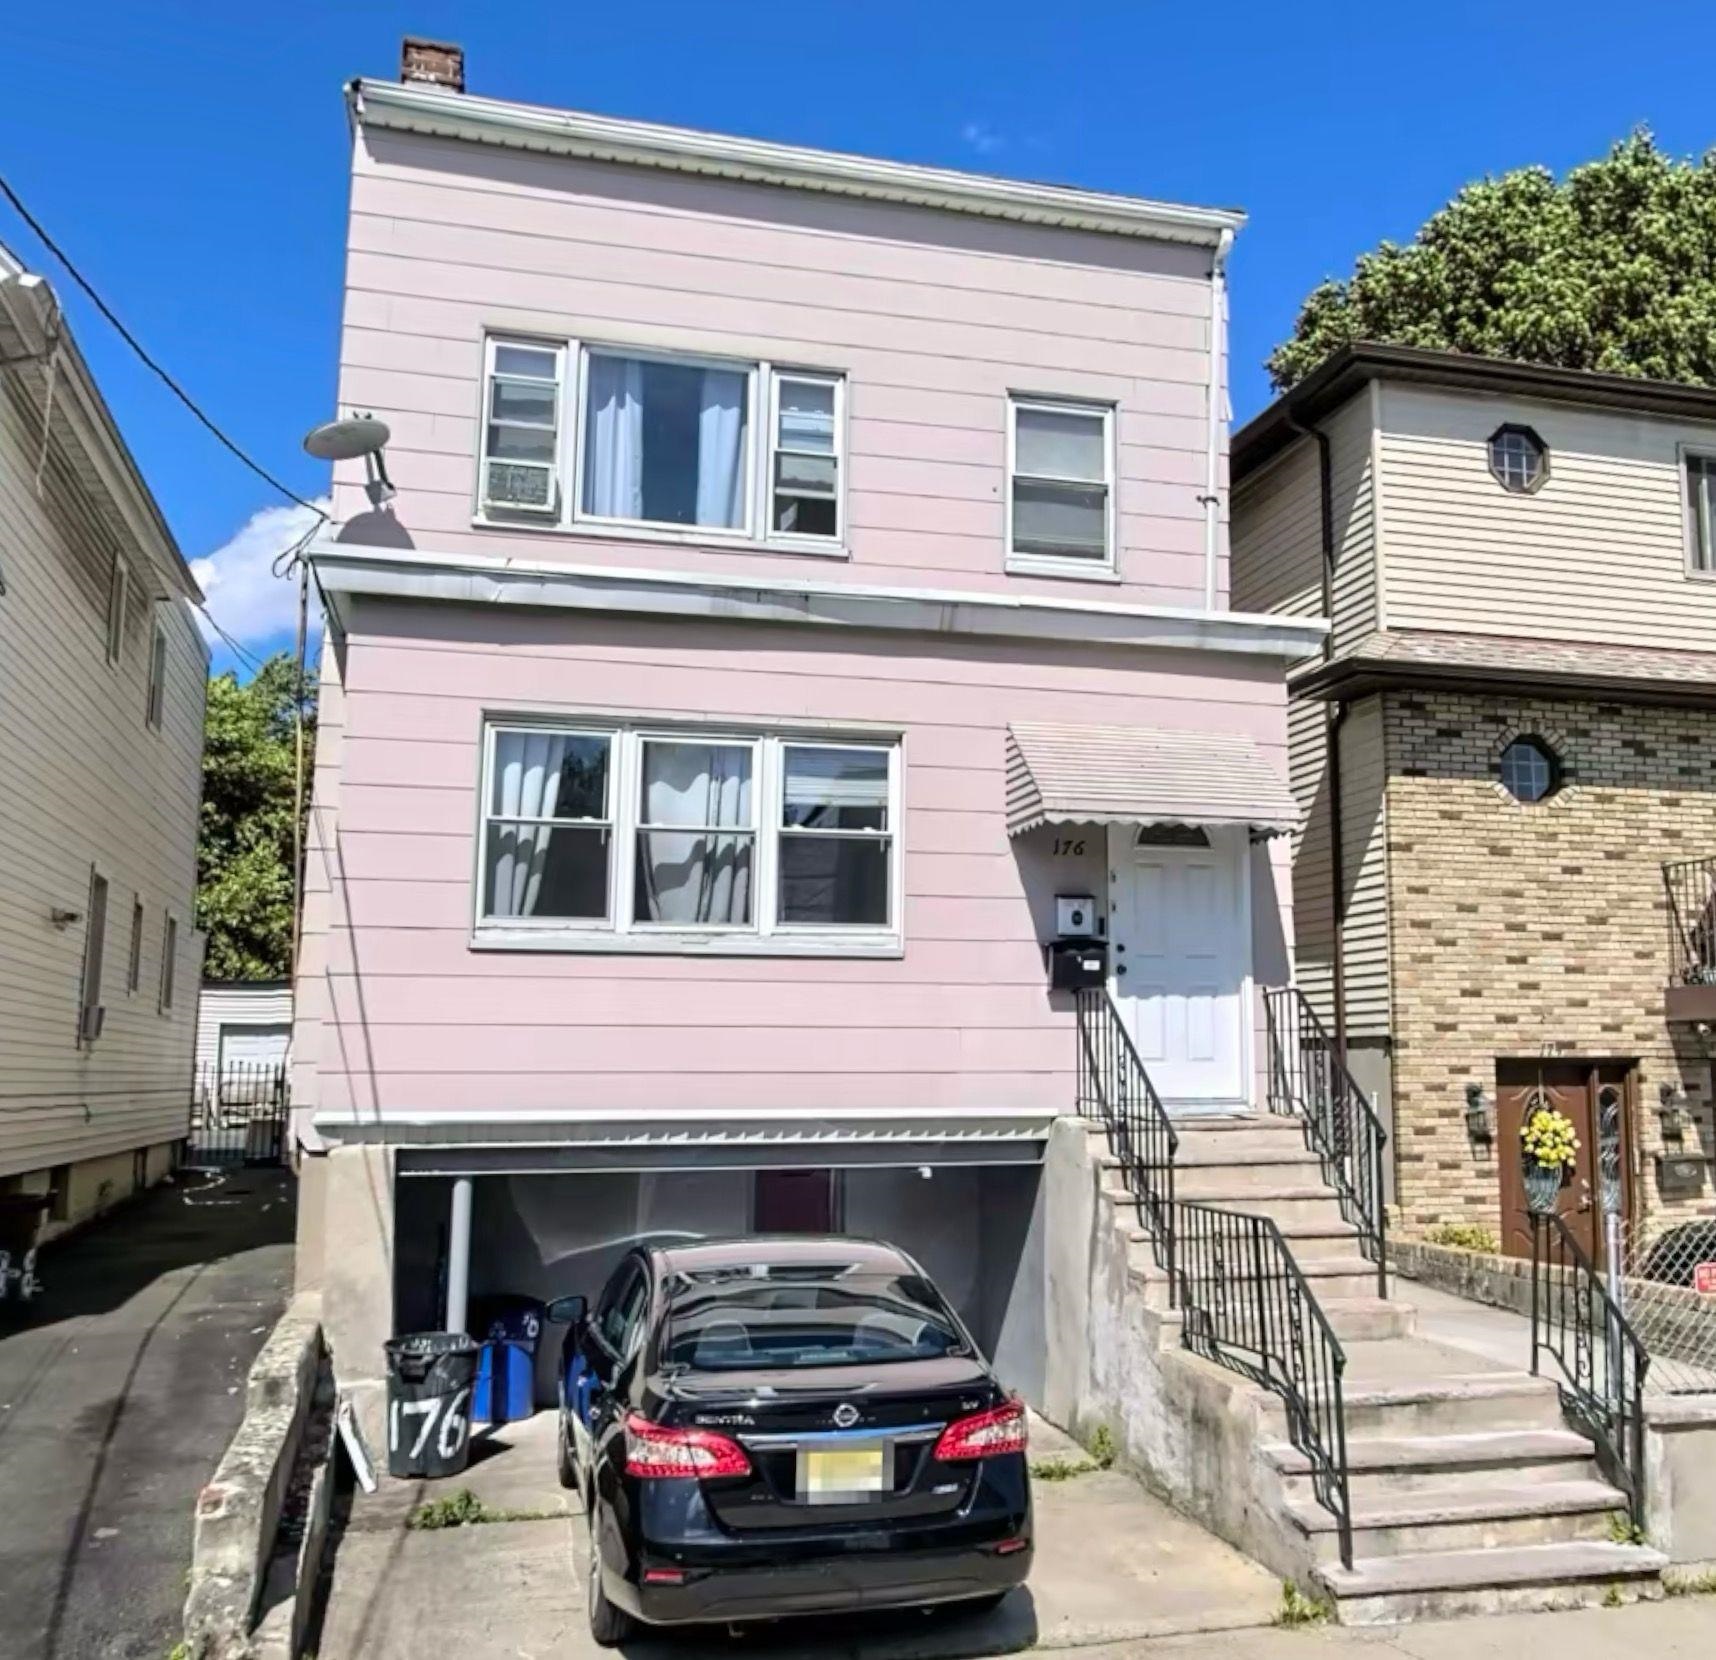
[548,1236,1032,1645]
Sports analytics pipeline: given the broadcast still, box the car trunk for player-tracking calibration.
[657,1357,997,1532]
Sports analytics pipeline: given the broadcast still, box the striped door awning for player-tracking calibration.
[1005,721,1299,837]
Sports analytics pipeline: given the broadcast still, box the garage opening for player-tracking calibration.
[392,1150,1047,1411]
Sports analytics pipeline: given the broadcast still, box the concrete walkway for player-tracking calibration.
[313,1412,1283,1659]
[1062,1593,1716,1659]
[0,1168,295,1660]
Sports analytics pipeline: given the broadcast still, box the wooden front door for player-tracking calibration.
[1496,1060,1632,1264]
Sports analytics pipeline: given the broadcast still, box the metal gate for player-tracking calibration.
[186,1062,289,1169]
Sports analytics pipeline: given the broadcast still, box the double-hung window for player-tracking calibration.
[480,340,564,516]
[476,724,898,949]
[104,556,128,663]
[479,337,845,550]
[146,611,169,730]
[1007,397,1115,573]
[1687,452,1716,575]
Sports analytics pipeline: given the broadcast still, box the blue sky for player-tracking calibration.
[4,3,1710,673]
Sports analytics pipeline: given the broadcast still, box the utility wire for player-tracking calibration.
[0,170,328,519]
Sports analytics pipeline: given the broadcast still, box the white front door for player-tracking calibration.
[1109,825,1248,1110]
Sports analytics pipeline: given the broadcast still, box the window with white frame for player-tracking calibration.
[159,913,177,1013]
[1687,453,1716,574]
[770,374,841,540]
[480,340,564,515]
[146,612,169,729]
[1008,397,1114,569]
[476,723,898,942]
[479,337,845,547]
[104,556,128,663]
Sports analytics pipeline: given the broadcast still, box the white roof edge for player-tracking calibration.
[308,537,1330,660]
[0,256,201,604]
[350,79,1245,247]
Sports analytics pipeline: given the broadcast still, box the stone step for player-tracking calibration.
[1312,1540,1666,1624]
[1126,1218,1360,1250]
[1172,1119,1313,1160]
[1180,1253,1381,1302]
[1184,1190,1351,1229]
[1285,1371,1566,1439]
[1285,1479,1628,1562]
[1265,1428,1601,1499]
[1169,1152,1330,1198]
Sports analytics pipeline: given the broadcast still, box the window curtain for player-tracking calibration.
[695,369,746,528]
[491,732,571,915]
[639,744,752,924]
[584,355,644,519]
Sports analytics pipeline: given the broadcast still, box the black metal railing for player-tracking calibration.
[1178,1202,1353,1567]
[1075,987,1178,1285]
[1663,855,1716,985]
[1264,986,1388,1295]
[1530,1212,1650,1528]
[187,1061,289,1169]
[1073,988,1353,1567]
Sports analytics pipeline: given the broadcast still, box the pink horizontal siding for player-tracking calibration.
[333,129,1227,610]
[299,602,1289,1120]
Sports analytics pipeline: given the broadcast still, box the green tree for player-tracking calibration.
[1268,131,1716,390]
[196,653,314,981]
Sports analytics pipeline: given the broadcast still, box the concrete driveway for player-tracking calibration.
[0,1167,295,1660]
[312,1412,1281,1659]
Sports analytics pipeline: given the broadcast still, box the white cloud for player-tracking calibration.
[189,497,329,651]
[961,121,1006,157]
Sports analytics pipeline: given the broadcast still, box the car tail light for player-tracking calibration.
[933,1398,1028,1462]
[623,1412,751,1479]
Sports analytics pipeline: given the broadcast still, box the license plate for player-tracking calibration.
[799,1444,887,1504]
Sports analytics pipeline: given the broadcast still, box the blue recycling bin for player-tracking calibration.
[471,1295,544,1425]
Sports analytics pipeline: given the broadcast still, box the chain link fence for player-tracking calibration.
[1608,1214,1716,1395]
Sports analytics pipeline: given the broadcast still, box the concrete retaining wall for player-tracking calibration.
[1038,1118,1309,1585]
[183,1297,324,1659]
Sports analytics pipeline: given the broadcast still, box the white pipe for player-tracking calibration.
[445,1175,473,1334]
[1203,227,1234,612]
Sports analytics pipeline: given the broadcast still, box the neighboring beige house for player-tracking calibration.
[1233,343,1716,1261]
[0,241,208,1241]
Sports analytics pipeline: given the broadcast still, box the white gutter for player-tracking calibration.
[1203,227,1234,611]
[309,538,1328,661]
[350,79,1245,248]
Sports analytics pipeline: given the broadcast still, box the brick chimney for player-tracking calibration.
[400,36,464,92]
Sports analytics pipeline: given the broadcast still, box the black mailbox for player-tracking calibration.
[1048,938,1107,991]
[1656,1154,1708,1199]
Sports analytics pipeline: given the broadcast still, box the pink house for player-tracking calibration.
[292,45,1325,1414]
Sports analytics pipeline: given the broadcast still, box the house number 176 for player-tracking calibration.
[1052,837,1087,856]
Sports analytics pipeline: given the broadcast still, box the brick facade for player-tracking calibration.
[1381,688,1716,1245]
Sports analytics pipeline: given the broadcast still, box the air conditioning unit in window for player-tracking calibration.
[482,458,557,515]
[80,1004,105,1043]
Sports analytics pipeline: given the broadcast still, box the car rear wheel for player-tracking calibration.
[556,1420,579,1491]
[585,1512,637,1647]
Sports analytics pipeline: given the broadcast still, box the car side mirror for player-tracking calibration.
[547,1294,588,1329]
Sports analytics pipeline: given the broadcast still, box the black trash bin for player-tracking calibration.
[384,1332,480,1480]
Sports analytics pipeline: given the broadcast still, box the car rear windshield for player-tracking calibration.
[660,1264,968,1371]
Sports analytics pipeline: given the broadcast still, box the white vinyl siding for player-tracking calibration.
[1377,383,1716,648]
[475,721,901,953]
[1338,696,1391,1038]
[1324,394,1379,651]
[0,380,206,1178]
[195,985,296,1071]
[1231,440,1323,626]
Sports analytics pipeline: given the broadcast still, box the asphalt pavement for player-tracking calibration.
[0,1165,294,1660]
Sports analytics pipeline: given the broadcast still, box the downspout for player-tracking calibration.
[1202,228,1234,611]
[1287,410,1349,1052]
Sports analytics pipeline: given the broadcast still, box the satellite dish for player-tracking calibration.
[303,415,392,461]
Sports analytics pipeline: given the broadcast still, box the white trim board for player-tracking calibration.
[350,81,1244,249]
[310,539,1329,660]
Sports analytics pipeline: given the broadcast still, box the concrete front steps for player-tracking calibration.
[1088,1115,1666,1621]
